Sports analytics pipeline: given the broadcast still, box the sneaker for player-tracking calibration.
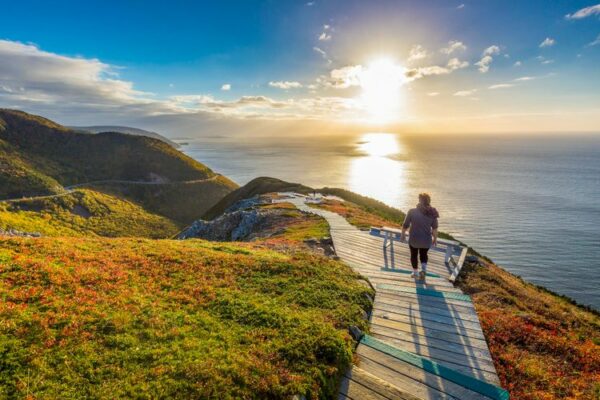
[410,270,418,278]
[419,270,426,281]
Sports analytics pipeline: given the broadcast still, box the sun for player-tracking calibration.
[359,58,406,123]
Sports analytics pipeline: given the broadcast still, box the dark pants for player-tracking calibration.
[409,245,429,269]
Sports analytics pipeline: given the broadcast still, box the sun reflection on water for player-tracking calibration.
[348,133,407,207]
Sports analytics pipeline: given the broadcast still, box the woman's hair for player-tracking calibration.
[418,192,431,207]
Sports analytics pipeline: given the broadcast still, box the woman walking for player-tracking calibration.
[400,193,439,280]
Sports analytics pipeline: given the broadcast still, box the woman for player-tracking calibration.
[400,193,439,280]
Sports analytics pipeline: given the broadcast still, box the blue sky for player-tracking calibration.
[0,0,599,134]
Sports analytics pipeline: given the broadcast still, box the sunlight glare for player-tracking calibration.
[359,58,406,123]
[358,132,400,157]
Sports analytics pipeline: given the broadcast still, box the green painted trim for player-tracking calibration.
[376,283,472,303]
[361,335,509,400]
[380,267,442,279]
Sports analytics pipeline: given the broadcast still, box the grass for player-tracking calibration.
[0,189,179,238]
[457,261,600,400]
[0,236,373,399]
[310,199,402,230]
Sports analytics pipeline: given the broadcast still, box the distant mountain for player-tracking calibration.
[71,125,181,148]
[0,109,237,223]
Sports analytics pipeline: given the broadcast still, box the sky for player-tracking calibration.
[0,0,599,136]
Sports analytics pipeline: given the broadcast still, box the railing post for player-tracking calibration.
[445,244,453,264]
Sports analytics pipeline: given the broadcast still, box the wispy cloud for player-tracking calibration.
[488,83,514,89]
[441,40,467,55]
[313,46,332,64]
[588,34,600,46]
[457,4,465,9]
[447,58,469,70]
[565,4,600,19]
[513,61,522,67]
[427,92,440,96]
[407,45,429,63]
[306,1,315,6]
[326,65,363,88]
[539,37,555,48]
[514,76,534,81]
[454,89,477,96]
[221,83,231,91]
[475,45,500,73]
[318,24,332,41]
[269,81,302,89]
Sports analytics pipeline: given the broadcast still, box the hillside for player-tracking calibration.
[0,109,237,222]
[0,189,179,238]
[203,177,313,219]
[71,125,181,149]
[0,236,373,399]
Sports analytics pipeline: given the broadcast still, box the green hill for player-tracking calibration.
[0,109,237,222]
[203,177,313,219]
[0,189,179,238]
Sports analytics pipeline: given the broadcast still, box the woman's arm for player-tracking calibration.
[400,210,411,242]
[432,228,438,247]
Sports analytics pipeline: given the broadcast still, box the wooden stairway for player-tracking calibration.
[280,194,509,400]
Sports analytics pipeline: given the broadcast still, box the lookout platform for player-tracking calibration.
[278,193,508,400]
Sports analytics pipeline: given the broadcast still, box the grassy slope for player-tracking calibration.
[95,175,237,224]
[312,193,600,400]
[0,237,372,399]
[203,177,313,220]
[0,189,179,238]
[0,109,238,224]
[0,109,214,185]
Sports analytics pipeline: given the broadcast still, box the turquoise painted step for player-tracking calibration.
[376,283,472,302]
[361,335,509,400]
[380,267,442,279]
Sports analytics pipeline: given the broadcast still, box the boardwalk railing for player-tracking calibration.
[370,226,469,282]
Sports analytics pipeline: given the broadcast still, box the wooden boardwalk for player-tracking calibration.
[281,194,508,400]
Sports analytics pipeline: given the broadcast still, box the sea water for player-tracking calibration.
[182,133,600,310]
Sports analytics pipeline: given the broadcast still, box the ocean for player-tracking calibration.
[181,132,600,310]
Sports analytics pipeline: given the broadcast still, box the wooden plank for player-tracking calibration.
[372,333,499,384]
[374,296,481,321]
[370,316,491,351]
[338,375,391,400]
[344,367,423,400]
[375,289,476,310]
[361,336,508,400]
[370,310,486,340]
[369,324,494,361]
[358,347,493,400]
[371,305,484,332]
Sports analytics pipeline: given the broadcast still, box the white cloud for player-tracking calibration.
[407,45,429,63]
[488,83,514,89]
[319,32,332,41]
[475,45,501,73]
[427,92,440,96]
[221,83,231,91]
[318,24,332,41]
[0,39,161,116]
[306,1,315,5]
[457,4,465,9]
[405,58,468,80]
[327,65,363,88]
[313,46,331,64]
[565,4,600,19]
[441,40,467,55]
[541,59,554,64]
[475,55,493,73]
[483,45,500,56]
[539,37,555,48]
[269,81,303,89]
[447,58,469,70]
[514,76,534,81]
[513,61,522,67]
[588,34,600,46]
[454,89,477,96]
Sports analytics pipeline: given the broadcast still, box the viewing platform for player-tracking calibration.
[278,193,509,400]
